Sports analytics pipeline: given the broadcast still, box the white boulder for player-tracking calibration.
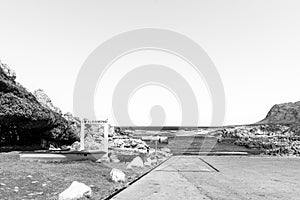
[71,141,81,151]
[147,157,157,164]
[161,147,171,153]
[96,155,110,163]
[126,156,144,169]
[110,154,120,163]
[144,157,157,166]
[49,144,61,151]
[110,168,126,183]
[58,181,92,200]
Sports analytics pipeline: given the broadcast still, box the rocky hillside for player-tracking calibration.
[0,61,78,147]
[218,100,300,156]
[259,101,300,124]
[33,89,62,114]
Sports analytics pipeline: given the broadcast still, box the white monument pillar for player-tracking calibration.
[104,121,109,152]
[102,119,109,159]
[80,120,85,151]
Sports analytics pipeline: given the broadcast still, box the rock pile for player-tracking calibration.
[109,136,150,154]
[108,127,149,153]
[219,124,300,156]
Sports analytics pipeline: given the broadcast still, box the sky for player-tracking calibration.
[1,0,300,126]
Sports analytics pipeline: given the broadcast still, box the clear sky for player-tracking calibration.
[1,0,300,126]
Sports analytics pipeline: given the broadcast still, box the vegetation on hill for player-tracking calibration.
[0,61,78,148]
[259,102,300,124]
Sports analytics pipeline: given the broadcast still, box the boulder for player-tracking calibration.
[71,141,81,151]
[161,147,171,153]
[144,161,152,167]
[96,155,110,163]
[144,157,157,166]
[49,144,61,151]
[109,153,120,163]
[61,145,71,151]
[58,181,92,200]
[126,156,144,169]
[110,168,126,183]
[156,150,171,158]
[147,157,157,163]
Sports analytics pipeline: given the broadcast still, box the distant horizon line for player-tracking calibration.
[115,123,295,130]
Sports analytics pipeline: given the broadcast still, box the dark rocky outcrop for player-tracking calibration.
[62,112,81,139]
[259,102,300,124]
[0,61,78,148]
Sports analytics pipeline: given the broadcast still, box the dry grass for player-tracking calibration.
[0,152,151,200]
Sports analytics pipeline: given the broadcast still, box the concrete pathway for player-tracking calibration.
[112,156,300,200]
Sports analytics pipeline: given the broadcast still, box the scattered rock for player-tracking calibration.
[28,192,43,196]
[26,175,33,178]
[161,147,171,153]
[158,136,169,144]
[71,141,81,151]
[13,186,19,192]
[61,145,71,151]
[144,158,158,167]
[126,156,144,169]
[157,150,171,158]
[96,155,110,163]
[146,157,158,165]
[109,137,149,153]
[49,144,61,151]
[220,124,300,156]
[110,153,120,163]
[110,168,126,183]
[58,181,92,200]
[0,183,6,186]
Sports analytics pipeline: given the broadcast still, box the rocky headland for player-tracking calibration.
[259,101,300,124]
[218,102,300,156]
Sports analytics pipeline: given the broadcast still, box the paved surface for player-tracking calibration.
[147,136,262,155]
[113,156,300,200]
